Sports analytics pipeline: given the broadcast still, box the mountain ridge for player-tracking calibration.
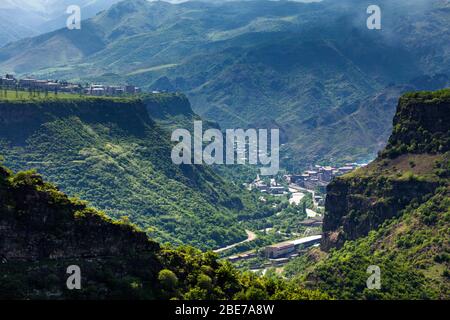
[2,0,448,170]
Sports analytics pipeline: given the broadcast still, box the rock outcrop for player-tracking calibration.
[0,165,162,299]
[322,89,450,251]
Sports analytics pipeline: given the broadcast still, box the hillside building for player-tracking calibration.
[265,242,295,258]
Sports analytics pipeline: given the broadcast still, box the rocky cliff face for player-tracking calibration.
[0,98,151,145]
[383,90,450,157]
[0,173,157,262]
[322,89,450,251]
[142,92,220,133]
[0,165,164,299]
[322,177,439,251]
[306,89,450,299]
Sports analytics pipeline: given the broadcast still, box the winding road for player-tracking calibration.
[213,230,257,253]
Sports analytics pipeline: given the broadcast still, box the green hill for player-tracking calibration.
[0,93,266,250]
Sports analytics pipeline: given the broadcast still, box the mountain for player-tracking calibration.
[288,88,450,299]
[322,89,450,250]
[0,162,327,299]
[0,93,267,250]
[0,0,122,47]
[1,0,449,170]
[0,4,45,46]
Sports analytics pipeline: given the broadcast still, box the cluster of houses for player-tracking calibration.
[0,74,16,87]
[250,176,287,195]
[285,163,367,190]
[0,74,141,96]
[85,84,142,96]
[248,163,366,198]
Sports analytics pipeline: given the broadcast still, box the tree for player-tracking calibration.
[234,287,269,300]
[183,287,208,300]
[302,201,307,215]
[197,274,213,291]
[158,269,178,291]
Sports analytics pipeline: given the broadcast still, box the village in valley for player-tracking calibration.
[1,72,369,274]
[224,162,367,273]
[250,163,365,199]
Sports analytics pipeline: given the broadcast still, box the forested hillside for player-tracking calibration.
[0,93,267,250]
[0,163,327,299]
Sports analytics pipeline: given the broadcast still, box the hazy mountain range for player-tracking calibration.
[0,0,449,169]
[0,0,322,53]
[0,0,123,46]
